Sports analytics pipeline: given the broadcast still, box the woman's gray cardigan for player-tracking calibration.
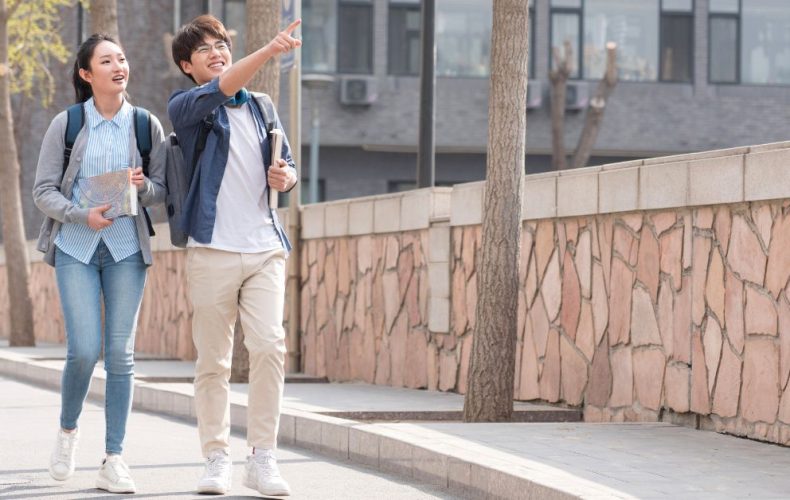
[32,107,167,267]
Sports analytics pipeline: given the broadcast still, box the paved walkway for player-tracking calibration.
[2,342,789,499]
[0,376,455,499]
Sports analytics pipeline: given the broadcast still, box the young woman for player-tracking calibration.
[32,34,166,493]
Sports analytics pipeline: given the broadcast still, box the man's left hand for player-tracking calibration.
[268,159,296,192]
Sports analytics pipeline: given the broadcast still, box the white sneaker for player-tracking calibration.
[96,455,136,493]
[197,449,233,494]
[49,428,79,481]
[243,449,291,497]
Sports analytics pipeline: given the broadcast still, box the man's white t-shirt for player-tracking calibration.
[188,104,281,253]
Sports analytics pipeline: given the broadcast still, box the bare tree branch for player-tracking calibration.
[549,39,573,170]
[572,42,618,169]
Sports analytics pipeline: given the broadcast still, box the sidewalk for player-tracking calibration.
[2,342,789,499]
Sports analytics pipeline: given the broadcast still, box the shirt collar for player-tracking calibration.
[85,97,132,129]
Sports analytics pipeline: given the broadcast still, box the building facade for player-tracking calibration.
[288,0,790,202]
[13,0,790,237]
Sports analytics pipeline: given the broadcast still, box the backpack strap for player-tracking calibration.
[132,106,155,237]
[251,93,275,135]
[63,103,85,173]
[133,107,152,177]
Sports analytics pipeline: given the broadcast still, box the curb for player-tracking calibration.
[0,351,604,500]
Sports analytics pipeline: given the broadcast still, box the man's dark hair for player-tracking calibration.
[171,15,232,83]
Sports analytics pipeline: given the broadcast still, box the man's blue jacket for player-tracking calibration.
[168,77,296,251]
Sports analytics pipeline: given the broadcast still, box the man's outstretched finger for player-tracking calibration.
[283,18,301,35]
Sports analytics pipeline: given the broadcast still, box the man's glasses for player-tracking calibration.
[194,42,230,55]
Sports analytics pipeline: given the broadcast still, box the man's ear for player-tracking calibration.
[179,60,193,76]
[78,68,92,84]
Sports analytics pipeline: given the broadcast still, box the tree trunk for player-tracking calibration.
[549,41,573,171]
[89,0,119,40]
[245,0,280,102]
[0,3,35,346]
[572,42,618,169]
[462,0,528,422]
[230,0,282,383]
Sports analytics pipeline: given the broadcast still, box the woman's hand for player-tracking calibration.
[87,204,113,230]
[131,167,145,189]
[265,19,302,57]
[267,159,296,192]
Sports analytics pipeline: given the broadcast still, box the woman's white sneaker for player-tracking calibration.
[49,428,79,481]
[96,455,136,493]
[197,449,233,494]
[243,449,290,496]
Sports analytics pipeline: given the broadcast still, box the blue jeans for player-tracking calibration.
[55,242,146,455]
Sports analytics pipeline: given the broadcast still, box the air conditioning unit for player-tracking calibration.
[565,81,589,111]
[526,80,543,110]
[339,76,377,106]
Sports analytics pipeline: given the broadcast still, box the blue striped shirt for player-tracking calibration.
[54,98,140,264]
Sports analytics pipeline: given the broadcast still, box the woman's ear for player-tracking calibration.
[78,67,92,85]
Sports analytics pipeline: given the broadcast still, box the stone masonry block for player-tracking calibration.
[320,421,350,459]
[379,436,413,478]
[643,146,749,166]
[688,155,744,206]
[429,296,450,333]
[428,223,450,263]
[349,427,380,468]
[348,200,374,235]
[324,202,350,237]
[412,446,449,489]
[450,181,484,226]
[523,174,556,220]
[749,141,790,153]
[431,188,452,221]
[557,169,599,217]
[599,167,638,214]
[400,189,431,231]
[374,196,401,234]
[294,416,323,451]
[429,262,450,299]
[301,204,325,239]
[745,149,790,202]
[639,161,688,210]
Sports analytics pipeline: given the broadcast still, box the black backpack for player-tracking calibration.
[63,102,156,236]
[165,92,277,247]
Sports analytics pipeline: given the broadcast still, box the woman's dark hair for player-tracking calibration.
[171,15,232,83]
[72,33,121,103]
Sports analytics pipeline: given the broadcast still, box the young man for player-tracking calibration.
[169,15,301,497]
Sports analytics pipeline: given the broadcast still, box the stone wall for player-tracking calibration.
[5,142,790,445]
[298,141,790,446]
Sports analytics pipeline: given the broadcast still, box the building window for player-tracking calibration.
[709,15,738,83]
[550,0,582,79]
[303,0,338,72]
[585,0,659,81]
[303,0,373,74]
[338,0,374,74]
[436,0,492,77]
[388,2,421,75]
[742,0,790,84]
[660,0,693,82]
[710,0,790,85]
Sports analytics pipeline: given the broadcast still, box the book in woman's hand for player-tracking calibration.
[77,168,138,219]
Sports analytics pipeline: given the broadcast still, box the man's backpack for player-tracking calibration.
[165,92,277,248]
[63,102,156,236]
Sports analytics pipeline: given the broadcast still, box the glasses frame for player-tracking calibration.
[194,41,231,56]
